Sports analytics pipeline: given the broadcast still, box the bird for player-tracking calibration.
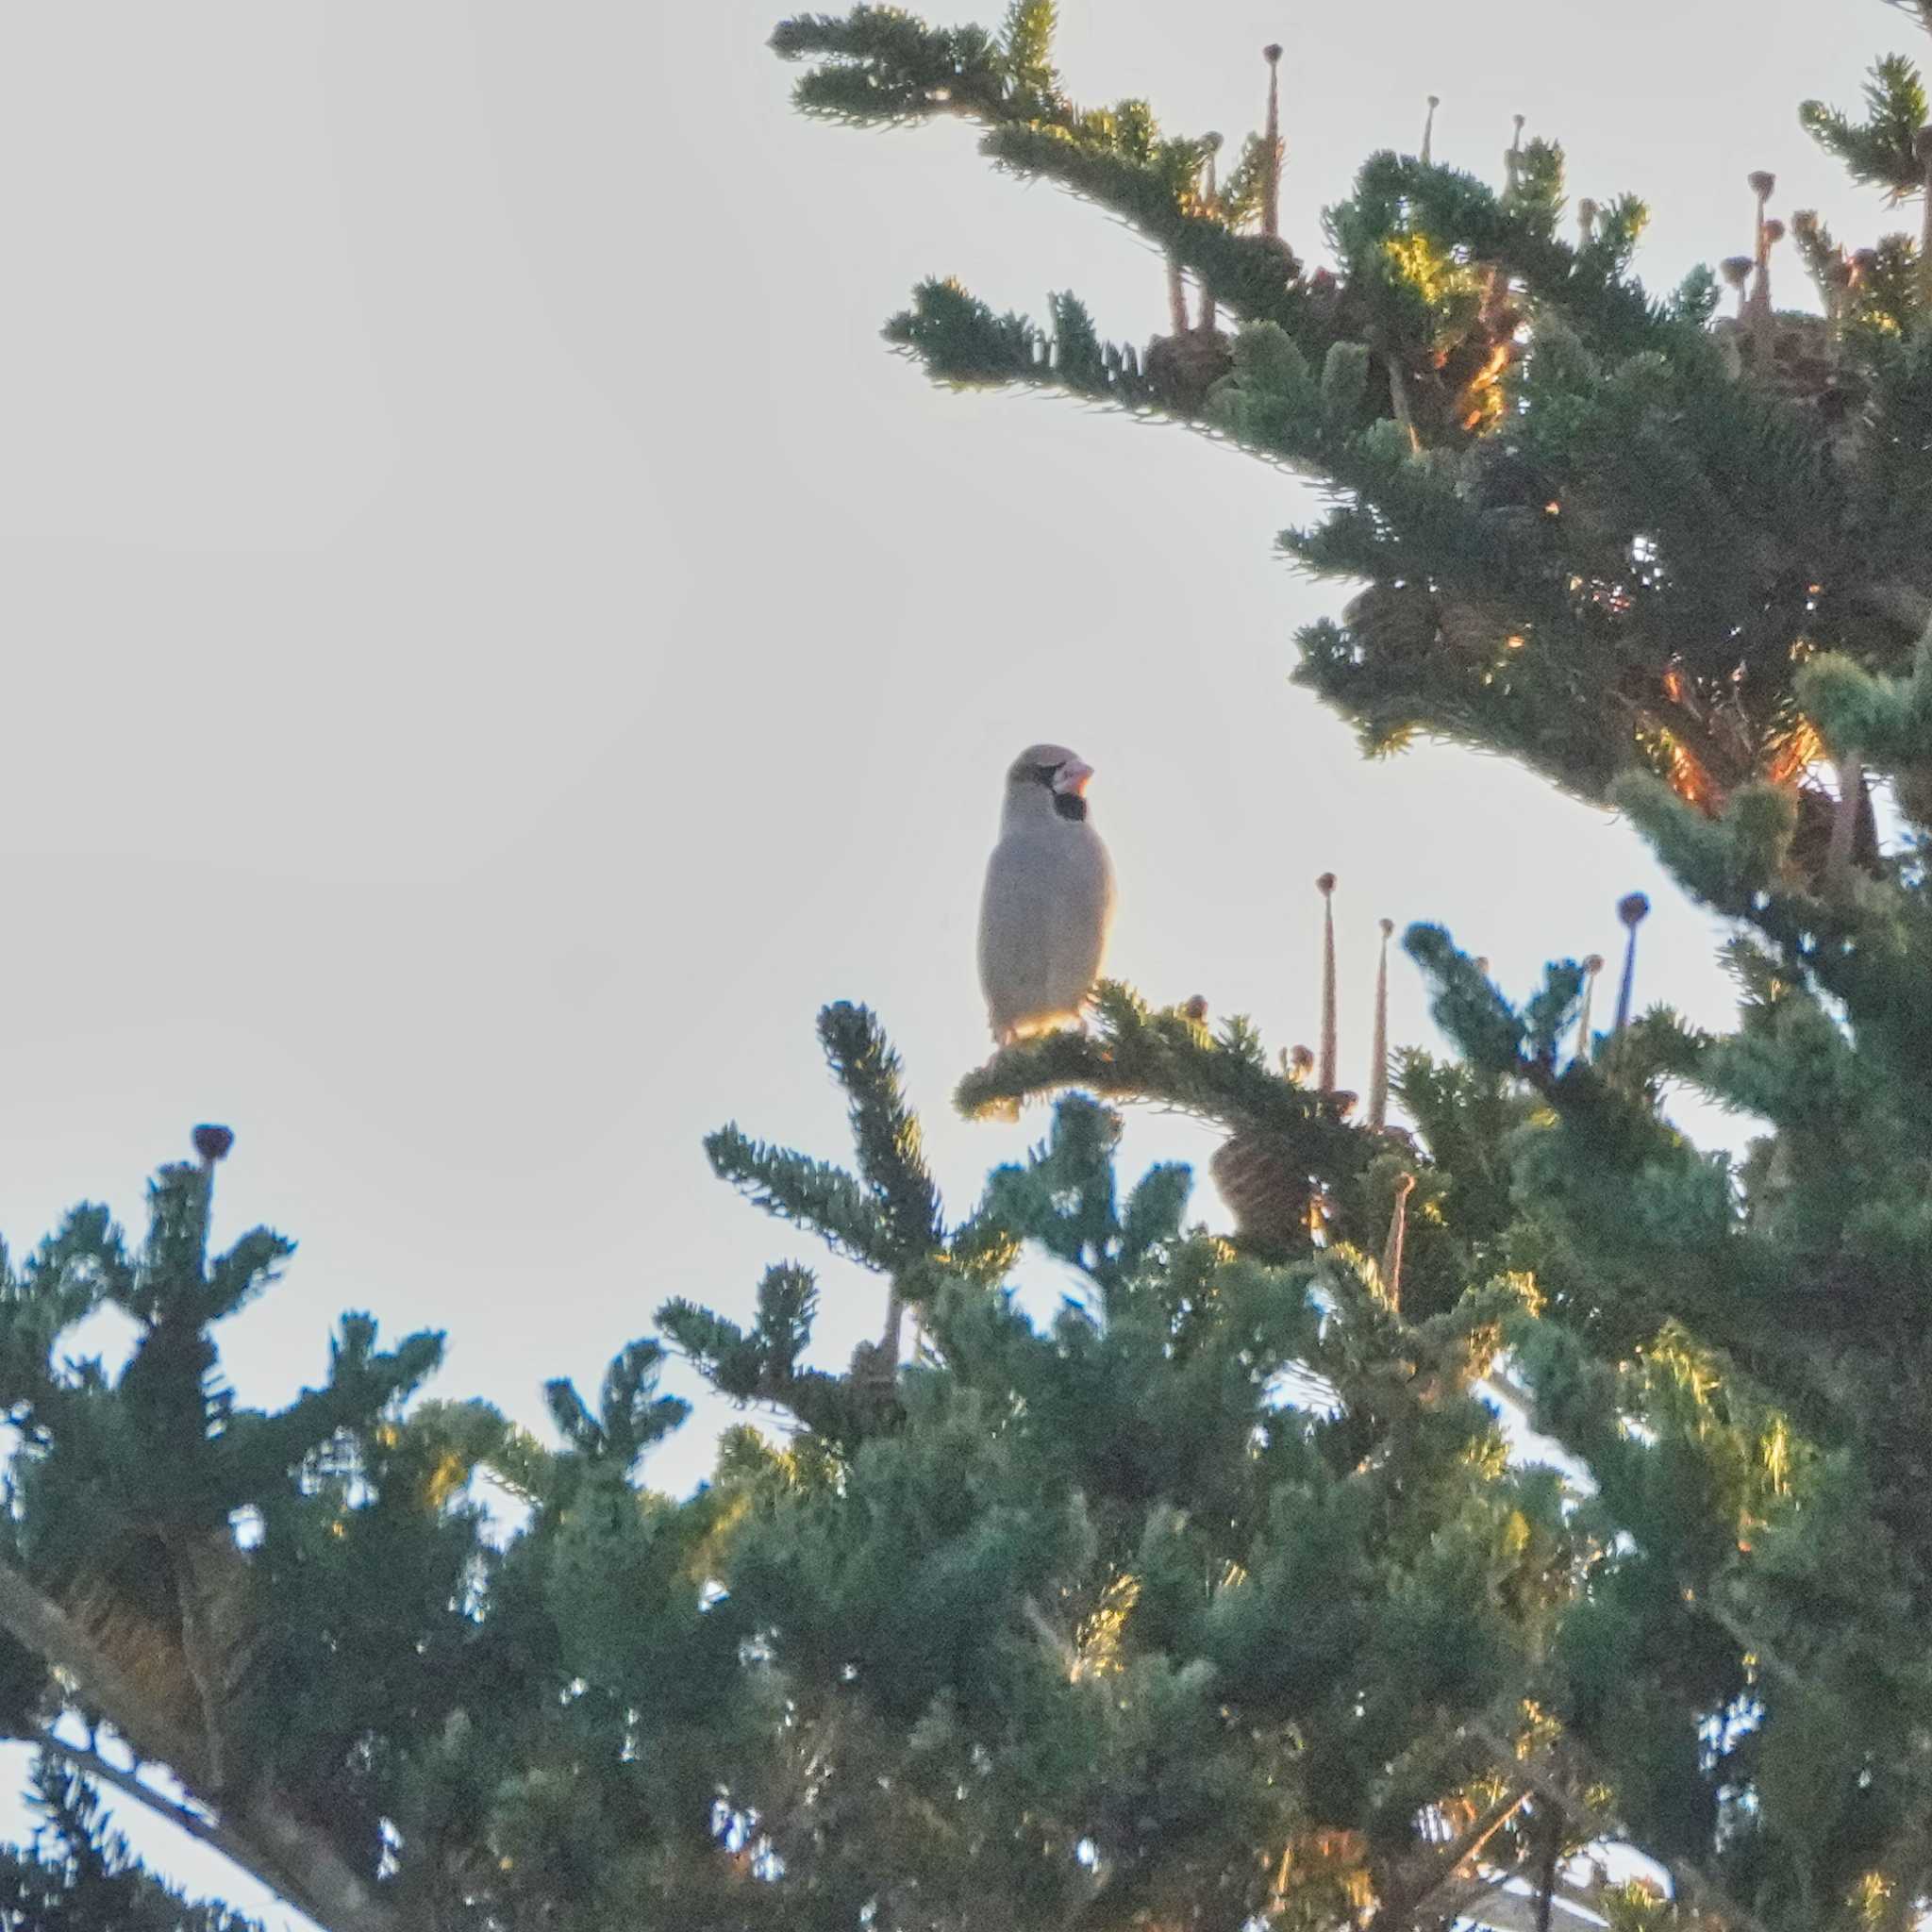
[978,742,1116,1049]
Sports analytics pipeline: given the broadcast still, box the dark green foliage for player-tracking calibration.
[12,785,1932,1931]
[0,1755,254,1931]
[1372,642,1932,1924]
[0,1140,755,1931]
[776,0,1932,853]
[750,15,1932,1920]
[1801,52,1929,198]
[662,1001,1578,1930]
[7,4,1932,1928]
[543,1339,690,1470]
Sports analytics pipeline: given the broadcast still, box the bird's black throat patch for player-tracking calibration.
[1031,760,1088,822]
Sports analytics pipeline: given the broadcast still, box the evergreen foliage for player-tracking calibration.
[0,4,1929,1929]
[736,3,1932,1924]
[0,1150,743,1929]
[0,1754,254,1931]
[660,1000,1578,1932]
[773,0,1932,851]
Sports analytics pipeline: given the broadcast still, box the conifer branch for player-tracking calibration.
[1378,1789,1531,1928]
[1467,1724,1771,1932]
[705,1126,891,1266]
[33,1736,247,1885]
[781,2,1932,855]
[0,1557,207,1784]
[957,982,1358,1152]
[0,1559,396,1932]
[818,1002,945,1264]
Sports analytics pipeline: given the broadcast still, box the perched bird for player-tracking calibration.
[978,742,1116,1047]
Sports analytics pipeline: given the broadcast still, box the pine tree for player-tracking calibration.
[0,1133,745,1929]
[667,2,1932,1926]
[658,991,1605,1932]
[5,4,1932,1928]
[771,0,1932,864]
[0,1752,254,1931]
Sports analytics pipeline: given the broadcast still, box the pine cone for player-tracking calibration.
[1342,583,1440,657]
[1144,327,1235,416]
[1790,779,1881,883]
[1211,1129,1312,1254]
[847,1340,893,1389]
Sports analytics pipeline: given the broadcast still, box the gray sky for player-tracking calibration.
[0,2,1907,1918]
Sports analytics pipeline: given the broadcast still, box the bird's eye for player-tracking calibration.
[1032,762,1061,787]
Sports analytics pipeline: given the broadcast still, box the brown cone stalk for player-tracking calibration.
[1721,256,1756,319]
[1317,874,1338,1091]
[1747,171,1777,330]
[1917,127,1932,307]
[1260,44,1284,241]
[1380,1173,1416,1310]
[1166,254,1190,336]
[1613,893,1650,1037]
[1825,755,1867,896]
[1575,956,1605,1061]
[1369,918,1394,1130]
[1200,133,1223,330]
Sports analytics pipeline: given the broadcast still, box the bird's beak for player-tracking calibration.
[1052,759,1094,798]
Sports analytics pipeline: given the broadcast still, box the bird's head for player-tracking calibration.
[1005,743,1095,824]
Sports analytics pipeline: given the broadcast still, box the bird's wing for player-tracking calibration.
[1047,824,1114,1005]
[978,833,1055,1036]
[978,826,1115,1039]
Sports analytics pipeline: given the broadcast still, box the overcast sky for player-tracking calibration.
[0,2,1909,1919]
